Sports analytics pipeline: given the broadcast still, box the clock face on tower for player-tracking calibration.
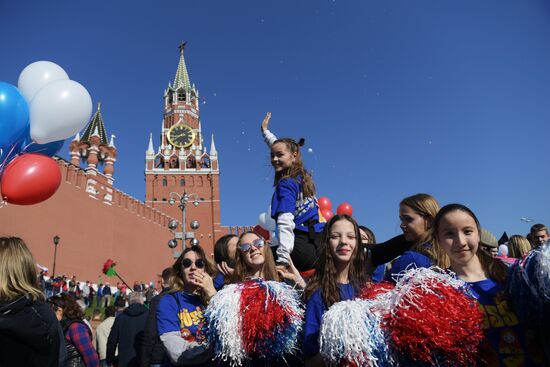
[167,124,195,148]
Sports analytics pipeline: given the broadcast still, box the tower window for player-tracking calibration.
[187,156,196,168]
[155,157,164,168]
[162,178,168,187]
[180,178,185,187]
[178,92,186,102]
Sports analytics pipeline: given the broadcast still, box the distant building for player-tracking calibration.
[0,44,250,283]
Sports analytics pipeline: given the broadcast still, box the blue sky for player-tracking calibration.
[1,0,549,241]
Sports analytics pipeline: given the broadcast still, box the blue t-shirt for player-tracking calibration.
[213,273,225,290]
[157,291,205,343]
[468,278,544,366]
[371,264,386,283]
[271,176,324,233]
[385,248,433,282]
[303,283,356,357]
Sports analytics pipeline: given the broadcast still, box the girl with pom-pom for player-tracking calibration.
[385,193,441,281]
[231,230,306,290]
[261,112,325,273]
[434,204,545,366]
[303,214,371,366]
[157,246,218,366]
[206,231,305,366]
[261,113,415,274]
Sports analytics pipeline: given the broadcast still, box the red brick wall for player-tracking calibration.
[0,159,177,285]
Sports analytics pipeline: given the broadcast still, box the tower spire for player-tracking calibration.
[210,134,218,157]
[173,42,191,91]
[81,103,108,145]
[147,133,154,155]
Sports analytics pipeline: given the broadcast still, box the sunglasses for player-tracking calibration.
[181,258,205,269]
[238,238,265,252]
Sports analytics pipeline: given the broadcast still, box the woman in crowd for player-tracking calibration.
[49,292,99,367]
[359,225,386,282]
[303,215,370,366]
[507,235,532,259]
[156,246,217,366]
[385,193,440,280]
[231,230,305,288]
[0,236,64,367]
[433,204,545,366]
[212,233,238,288]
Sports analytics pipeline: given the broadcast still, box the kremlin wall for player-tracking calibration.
[0,44,251,284]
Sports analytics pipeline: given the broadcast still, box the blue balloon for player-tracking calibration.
[0,82,29,154]
[14,125,64,158]
[23,139,65,157]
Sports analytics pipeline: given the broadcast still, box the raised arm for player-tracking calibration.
[261,112,278,146]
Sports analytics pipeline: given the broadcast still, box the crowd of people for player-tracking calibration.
[1,113,548,367]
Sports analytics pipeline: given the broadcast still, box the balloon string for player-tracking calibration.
[24,142,49,154]
[22,141,33,152]
[0,140,21,175]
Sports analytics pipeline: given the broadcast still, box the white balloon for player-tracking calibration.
[30,80,92,144]
[265,216,277,231]
[18,61,69,103]
[264,205,277,231]
[258,212,268,230]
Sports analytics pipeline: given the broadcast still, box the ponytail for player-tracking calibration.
[272,138,316,198]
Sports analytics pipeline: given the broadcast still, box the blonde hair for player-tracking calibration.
[0,237,44,301]
[400,193,441,261]
[507,235,531,258]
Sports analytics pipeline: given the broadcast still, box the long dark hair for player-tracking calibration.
[171,245,217,293]
[48,293,85,321]
[433,204,508,284]
[272,138,316,198]
[213,234,238,267]
[305,215,371,307]
[358,225,377,245]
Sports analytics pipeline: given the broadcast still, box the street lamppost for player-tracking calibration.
[167,191,204,254]
[52,235,60,277]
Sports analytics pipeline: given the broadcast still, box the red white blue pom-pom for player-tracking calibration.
[385,267,484,366]
[318,268,484,367]
[203,279,303,366]
[319,299,391,367]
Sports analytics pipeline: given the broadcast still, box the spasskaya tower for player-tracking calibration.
[145,43,222,250]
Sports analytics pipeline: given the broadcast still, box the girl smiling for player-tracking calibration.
[434,204,544,366]
[303,215,370,366]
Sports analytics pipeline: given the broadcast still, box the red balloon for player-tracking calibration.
[1,153,61,205]
[336,202,353,216]
[318,196,332,211]
[321,209,334,221]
